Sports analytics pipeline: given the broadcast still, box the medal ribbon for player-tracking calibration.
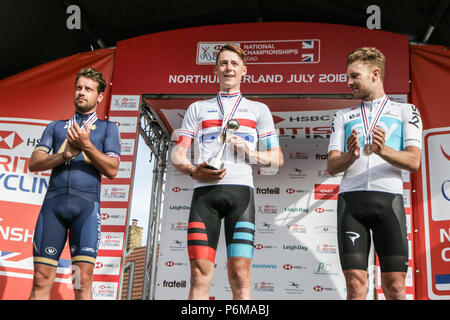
[216,92,242,135]
[360,96,388,145]
[69,112,98,131]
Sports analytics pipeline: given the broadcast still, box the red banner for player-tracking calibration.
[112,22,409,95]
[410,45,450,300]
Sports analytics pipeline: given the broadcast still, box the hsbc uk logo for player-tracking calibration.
[165,260,187,268]
[283,263,307,271]
[0,131,23,149]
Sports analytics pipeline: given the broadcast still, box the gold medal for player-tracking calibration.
[363,144,373,155]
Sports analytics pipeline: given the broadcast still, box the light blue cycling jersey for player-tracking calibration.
[328,96,422,194]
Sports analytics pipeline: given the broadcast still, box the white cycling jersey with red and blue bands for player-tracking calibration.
[177,91,279,188]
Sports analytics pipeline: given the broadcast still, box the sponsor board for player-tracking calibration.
[421,127,450,298]
[110,95,140,111]
[92,281,119,300]
[99,232,124,251]
[108,116,138,134]
[0,118,50,205]
[100,208,127,226]
[100,185,130,202]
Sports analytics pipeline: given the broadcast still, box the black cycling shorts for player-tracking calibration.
[187,185,255,263]
[337,191,409,273]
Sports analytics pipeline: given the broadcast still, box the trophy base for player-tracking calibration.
[205,157,224,170]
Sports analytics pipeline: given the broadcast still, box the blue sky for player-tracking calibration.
[129,134,153,245]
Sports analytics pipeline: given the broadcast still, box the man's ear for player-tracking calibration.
[97,92,104,104]
[372,68,381,82]
[242,65,248,76]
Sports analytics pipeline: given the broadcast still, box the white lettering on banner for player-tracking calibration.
[441,248,450,262]
[0,119,51,205]
[287,74,315,83]
[242,74,284,84]
[168,73,347,85]
[0,225,34,242]
[169,74,218,84]
[441,229,450,243]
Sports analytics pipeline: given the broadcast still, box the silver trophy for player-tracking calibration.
[205,119,240,170]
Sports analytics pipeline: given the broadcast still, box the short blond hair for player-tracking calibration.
[216,43,247,65]
[347,47,385,81]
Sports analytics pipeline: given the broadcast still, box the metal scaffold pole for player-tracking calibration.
[138,102,170,300]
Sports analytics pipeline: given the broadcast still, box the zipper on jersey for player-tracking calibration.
[66,159,72,194]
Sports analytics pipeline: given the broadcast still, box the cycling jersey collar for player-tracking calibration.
[362,95,387,109]
[218,91,241,99]
[70,111,98,129]
[75,111,97,119]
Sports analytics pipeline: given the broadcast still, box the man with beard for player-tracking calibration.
[327,47,422,300]
[28,68,121,299]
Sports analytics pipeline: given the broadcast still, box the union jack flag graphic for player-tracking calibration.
[300,40,320,63]
[0,251,72,283]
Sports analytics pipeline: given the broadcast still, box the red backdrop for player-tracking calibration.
[410,44,450,300]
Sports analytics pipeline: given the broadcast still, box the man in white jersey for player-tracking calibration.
[327,47,422,300]
[171,43,284,300]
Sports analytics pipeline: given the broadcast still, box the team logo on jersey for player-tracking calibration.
[45,247,58,255]
[345,231,360,246]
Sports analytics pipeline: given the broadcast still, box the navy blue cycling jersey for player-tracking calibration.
[34,111,121,201]
[32,111,121,267]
